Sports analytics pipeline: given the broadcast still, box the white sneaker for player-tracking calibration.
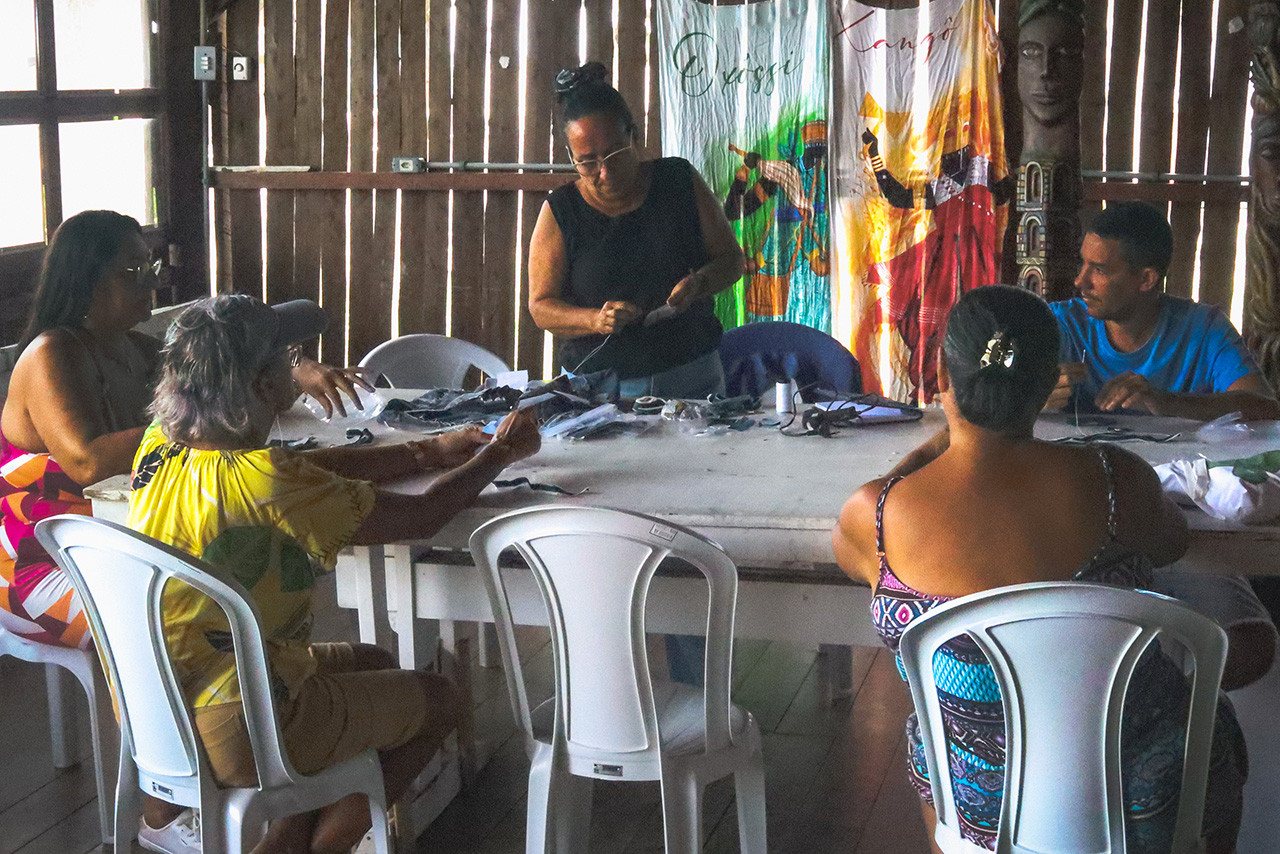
[352,828,378,853]
[138,808,202,853]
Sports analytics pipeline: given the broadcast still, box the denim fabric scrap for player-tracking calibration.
[377,371,619,432]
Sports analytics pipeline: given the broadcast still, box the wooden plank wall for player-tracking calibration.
[214,0,596,372]
[213,0,1256,377]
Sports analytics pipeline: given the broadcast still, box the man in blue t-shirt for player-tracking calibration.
[1048,202,1279,689]
[1048,201,1280,421]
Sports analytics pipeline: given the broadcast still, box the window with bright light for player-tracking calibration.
[53,0,152,91]
[0,0,162,250]
[61,118,157,225]
[0,3,37,90]
[0,125,46,246]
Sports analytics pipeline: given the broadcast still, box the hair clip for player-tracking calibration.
[980,331,1016,370]
[554,62,607,95]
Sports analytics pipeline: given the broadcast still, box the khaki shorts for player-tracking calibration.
[194,642,428,788]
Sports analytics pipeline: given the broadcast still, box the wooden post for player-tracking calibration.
[1244,0,1280,389]
[1013,1,1085,302]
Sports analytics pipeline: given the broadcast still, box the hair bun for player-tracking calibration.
[554,62,608,98]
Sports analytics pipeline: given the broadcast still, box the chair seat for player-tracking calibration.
[530,679,751,758]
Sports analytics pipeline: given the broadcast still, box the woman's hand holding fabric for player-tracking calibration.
[665,271,708,311]
[426,425,491,469]
[594,301,641,334]
[488,410,542,463]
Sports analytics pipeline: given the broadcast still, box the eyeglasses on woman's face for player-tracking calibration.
[567,141,634,176]
[120,257,165,287]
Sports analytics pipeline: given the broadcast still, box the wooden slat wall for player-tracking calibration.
[219,1,262,302]
[318,0,350,366]
[1168,0,1216,301]
[518,1,581,372]
[213,0,1259,375]
[1199,0,1252,311]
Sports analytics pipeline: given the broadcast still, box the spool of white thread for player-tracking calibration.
[776,380,797,414]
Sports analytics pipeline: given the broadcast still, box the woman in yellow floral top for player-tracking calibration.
[128,295,540,854]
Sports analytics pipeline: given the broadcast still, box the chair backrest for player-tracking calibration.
[898,581,1227,854]
[34,515,302,806]
[358,333,510,389]
[718,320,861,400]
[469,506,739,760]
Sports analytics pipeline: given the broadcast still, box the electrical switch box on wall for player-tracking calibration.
[193,46,216,81]
[231,55,254,82]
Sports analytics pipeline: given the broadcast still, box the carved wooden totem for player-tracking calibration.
[1014,0,1084,301]
[1245,1,1280,389]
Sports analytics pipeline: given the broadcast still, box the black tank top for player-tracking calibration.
[549,157,723,379]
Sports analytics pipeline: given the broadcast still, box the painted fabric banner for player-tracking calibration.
[658,0,830,333]
[829,0,1010,403]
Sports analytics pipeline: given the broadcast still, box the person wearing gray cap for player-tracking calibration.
[127,294,541,854]
[0,211,374,657]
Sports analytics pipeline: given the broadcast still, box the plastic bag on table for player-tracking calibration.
[1155,452,1280,523]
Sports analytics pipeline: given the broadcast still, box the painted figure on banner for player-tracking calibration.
[1014,0,1085,301]
[829,0,1012,404]
[658,0,831,333]
[1244,0,1280,389]
[723,119,831,331]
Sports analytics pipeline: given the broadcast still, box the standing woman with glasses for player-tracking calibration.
[528,61,746,398]
[0,210,369,651]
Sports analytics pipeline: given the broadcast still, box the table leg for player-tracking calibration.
[385,545,426,670]
[340,545,392,647]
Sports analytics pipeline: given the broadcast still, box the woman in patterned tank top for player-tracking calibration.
[831,285,1245,853]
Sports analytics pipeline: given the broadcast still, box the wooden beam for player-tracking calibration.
[1082,180,1248,206]
[161,0,209,304]
[0,91,167,124]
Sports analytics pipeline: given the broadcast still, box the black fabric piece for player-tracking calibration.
[779,393,923,438]
[344,428,374,446]
[492,477,589,496]
[268,436,320,451]
[1048,428,1182,445]
[549,157,722,378]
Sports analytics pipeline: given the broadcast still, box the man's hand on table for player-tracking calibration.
[1044,362,1085,411]
[293,357,375,418]
[1094,371,1169,415]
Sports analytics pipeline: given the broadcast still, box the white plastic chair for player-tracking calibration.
[469,506,767,854]
[0,624,114,843]
[34,515,392,854]
[898,581,1229,854]
[358,332,512,671]
[358,332,510,389]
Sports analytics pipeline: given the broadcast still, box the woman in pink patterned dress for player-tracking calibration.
[1,211,160,647]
